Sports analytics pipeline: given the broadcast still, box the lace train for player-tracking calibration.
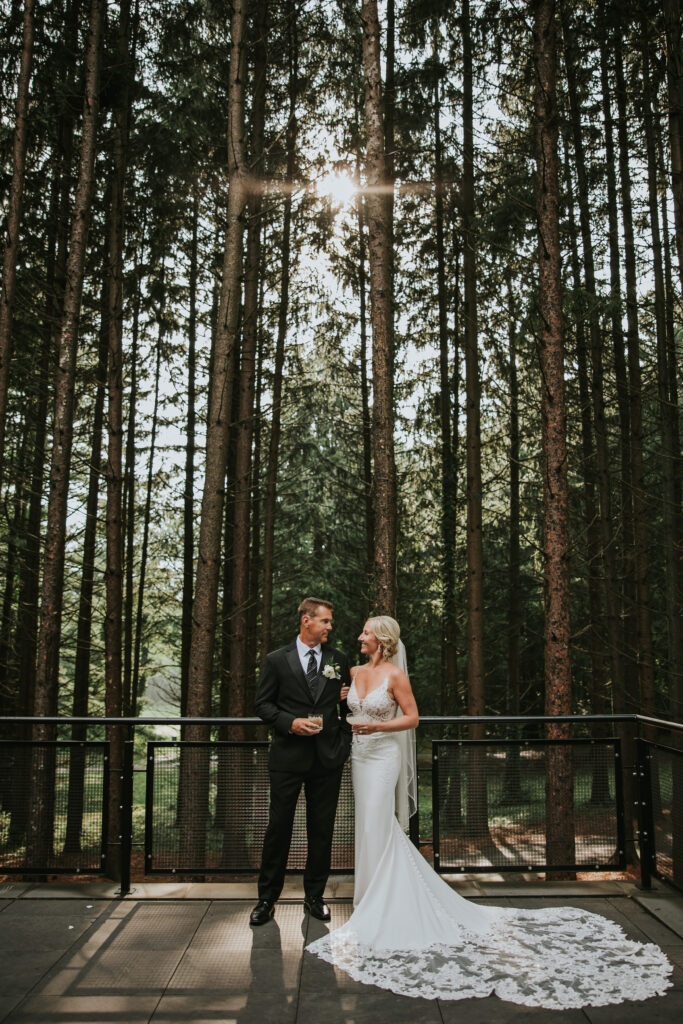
[308,903,672,1008]
[307,675,673,1008]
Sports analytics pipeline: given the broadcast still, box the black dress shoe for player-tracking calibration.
[250,899,275,926]
[304,896,331,921]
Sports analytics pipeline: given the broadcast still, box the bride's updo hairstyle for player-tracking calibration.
[366,616,400,662]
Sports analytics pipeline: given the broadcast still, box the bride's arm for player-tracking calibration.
[352,670,419,734]
[340,665,360,702]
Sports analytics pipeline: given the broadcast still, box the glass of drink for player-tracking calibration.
[308,713,323,731]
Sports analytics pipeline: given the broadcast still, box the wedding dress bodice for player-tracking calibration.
[307,671,672,1009]
[347,676,397,723]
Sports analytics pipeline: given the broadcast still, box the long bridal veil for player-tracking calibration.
[390,638,417,831]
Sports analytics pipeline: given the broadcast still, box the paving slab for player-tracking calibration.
[300,953,443,1024]
[1,901,209,1024]
[0,899,110,953]
[0,883,28,898]
[16,882,122,899]
[633,894,683,941]
[477,879,636,897]
[659,948,683,989]
[438,999,587,1023]
[583,989,683,1023]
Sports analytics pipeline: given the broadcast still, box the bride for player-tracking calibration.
[306,615,672,1009]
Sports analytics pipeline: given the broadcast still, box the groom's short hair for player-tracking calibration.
[298,596,333,621]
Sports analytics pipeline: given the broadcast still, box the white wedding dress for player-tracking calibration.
[306,676,673,1009]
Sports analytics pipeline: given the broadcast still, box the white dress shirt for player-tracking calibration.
[296,635,321,677]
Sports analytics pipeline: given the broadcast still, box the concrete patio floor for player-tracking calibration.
[0,879,682,1024]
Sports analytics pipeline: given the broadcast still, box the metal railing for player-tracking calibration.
[1,713,681,897]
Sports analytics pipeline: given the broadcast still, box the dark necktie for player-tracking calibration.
[306,649,318,700]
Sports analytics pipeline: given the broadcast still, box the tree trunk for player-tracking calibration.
[229,0,267,724]
[356,138,374,602]
[503,275,523,803]
[0,0,36,489]
[461,0,488,837]
[361,0,396,615]
[561,135,611,805]
[533,0,575,876]
[122,230,143,717]
[182,0,248,868]
[261,0,297,659]
[104,0,133,879]
[664,0,683,289]
[248,291,264,676]
[181,191,199,718]
[0,429,26,698]
[433,28,457,715]
[597,21,639,856]
[561,4,622,710]
[132,306,162,716]
[614,22,656,717]
[64,289,108,854]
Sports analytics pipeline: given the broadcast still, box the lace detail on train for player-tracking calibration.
[307,680,673,1008]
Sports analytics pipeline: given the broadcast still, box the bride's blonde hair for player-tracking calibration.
[366,615,400,661]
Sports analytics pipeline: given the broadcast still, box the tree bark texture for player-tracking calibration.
[461,0,488,836]
[361,0,397,615]
[533,0,575,873]
[261,0,297,662]
[561,3,621,706]
[433,32,457,715]
[664,0,683,289]
[104,0,133,879]
[182,0,248,868]
[0,0,37,489]
[64,292,108,854]
[229,0,267,721]
[181,191,199,717]
[614,24,656,716]
[187,0,248,730]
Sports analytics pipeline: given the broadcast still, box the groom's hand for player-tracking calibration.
[339,685,350,701]
[291,718,322,735]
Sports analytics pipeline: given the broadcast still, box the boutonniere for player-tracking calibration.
[322,661,341,680]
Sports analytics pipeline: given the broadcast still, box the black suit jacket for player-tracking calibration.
[254,639,352,772]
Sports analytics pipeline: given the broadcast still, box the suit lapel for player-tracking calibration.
[286,642,311,701]
[314,646,333,705]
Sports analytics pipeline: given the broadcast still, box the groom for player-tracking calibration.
[250,597,352,926]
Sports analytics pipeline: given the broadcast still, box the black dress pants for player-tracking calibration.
[258,750,344,902]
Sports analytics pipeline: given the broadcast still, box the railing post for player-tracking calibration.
[635,732,654,890]
[118,724,135,898]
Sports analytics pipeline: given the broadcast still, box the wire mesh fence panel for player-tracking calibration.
[648,742,683,893]
[145,742,355,874]
[433,739,624,873]
[0,741,108,873]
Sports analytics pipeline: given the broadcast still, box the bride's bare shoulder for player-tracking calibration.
[387,664,410,687]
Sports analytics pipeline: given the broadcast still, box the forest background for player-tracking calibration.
[0,0,681,757]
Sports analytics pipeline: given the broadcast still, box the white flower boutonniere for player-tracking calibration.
[322,661,341,680]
